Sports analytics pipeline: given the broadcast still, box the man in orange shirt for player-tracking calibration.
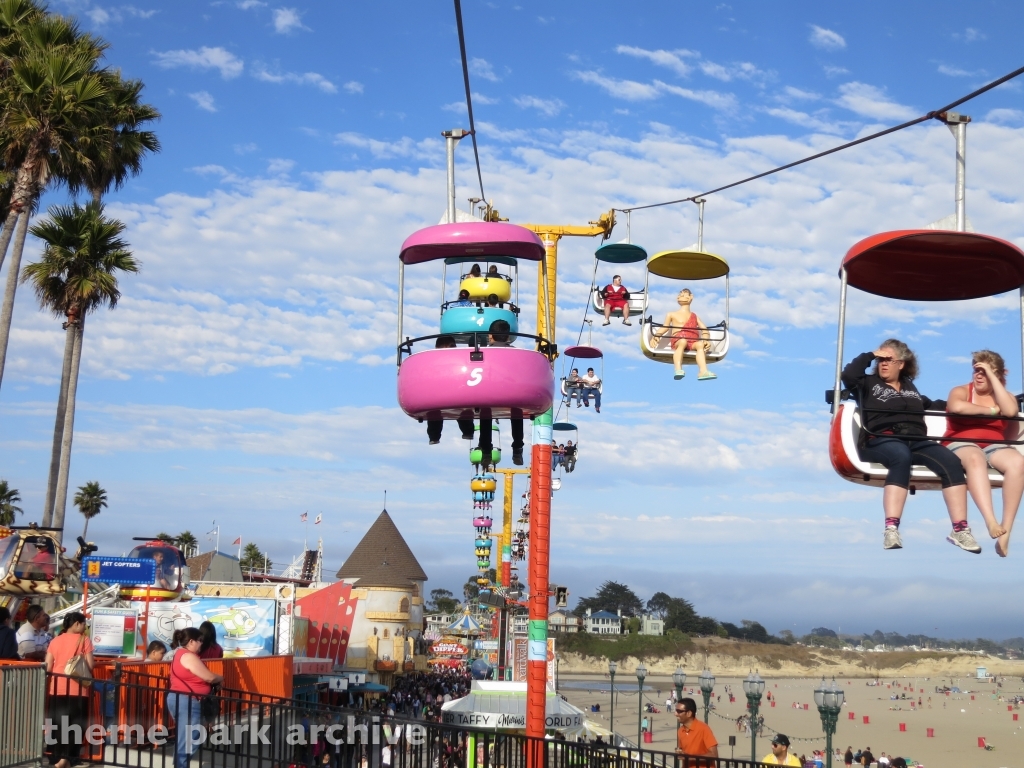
[675,697,719,760]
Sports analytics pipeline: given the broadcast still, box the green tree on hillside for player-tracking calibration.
[428,588,459,614]
[575,581,643,617]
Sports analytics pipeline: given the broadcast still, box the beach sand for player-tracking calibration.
[556,673,1024,767]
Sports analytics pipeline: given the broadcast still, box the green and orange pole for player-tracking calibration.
[526,408,552,760]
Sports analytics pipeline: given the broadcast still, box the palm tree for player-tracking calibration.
[177,530,198,558]
[72,480,106,539]
[22,202,137,541]
[0,479,22,525]
[0,11,110,392]
[77,74,160,205]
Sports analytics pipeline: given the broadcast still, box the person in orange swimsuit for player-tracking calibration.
[652,289,715,380]
[944,350,1024,556]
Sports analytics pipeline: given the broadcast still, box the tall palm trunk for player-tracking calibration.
[82,513,92,540]
[52,314,84,545]
[0,207,21,273]
[41,313,76,527]
[0,209,30,391]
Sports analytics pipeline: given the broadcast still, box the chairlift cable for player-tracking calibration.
[616,64,1024,214]
[453,0,486,204]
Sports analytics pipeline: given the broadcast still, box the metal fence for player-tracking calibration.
[40,672,770,768]
[0,663,46,768]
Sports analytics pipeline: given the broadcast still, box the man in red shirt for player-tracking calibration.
[675,697,719,761]
[601,275,631,326]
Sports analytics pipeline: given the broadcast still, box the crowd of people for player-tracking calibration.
[844,342,1024,556]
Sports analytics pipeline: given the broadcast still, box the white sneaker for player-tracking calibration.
[883,526,903,550]
[947,527,982,554]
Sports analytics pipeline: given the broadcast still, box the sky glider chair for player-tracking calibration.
[559,341,604,402]
[639,247,730,365]
[829,229,1024,491]
[552,420,579,474]
[591,240,649,318]
[397,222,555,422]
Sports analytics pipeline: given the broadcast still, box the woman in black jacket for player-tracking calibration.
[842,338,976,553]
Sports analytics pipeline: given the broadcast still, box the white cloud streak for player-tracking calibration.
[809,25,846,51]
[152,46,244,79]
[272,7,307,33]
[252,63,336,93]
[188,91,217,112]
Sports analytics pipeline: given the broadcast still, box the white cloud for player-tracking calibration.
[513,95,565,117]
[234,142,258,154]
[469,57,500,82]
[572,70,660,101]
[824,65,849,78]
[834,81,916,121]
[809,25,846,51]
[698,59,773,85]
[780,86,820,101]
[343,81,364,94]
[654,81,738,112]
[986,108,1024,127]
[937,64,983,77]
[188,91,217,112]
[955,27,986,42]
[763,107,849,135]
[86,5,158,25]
[272,7,307,34]
[236,0,266,8]
[615,45,696,77]
[334,132,434,159]
[252,64,337,93]
[266,158,295,175]
[152,46,244,79]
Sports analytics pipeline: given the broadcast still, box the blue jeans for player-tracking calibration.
[859,436,966,489]
[583,387,601,408]
[566,385,583,404]
[167,692,202,768]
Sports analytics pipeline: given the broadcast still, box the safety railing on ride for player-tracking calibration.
[828,390,1024,447]
[397,332,557,365]
[441,299,522,315]
[0,662,46,768]
[42,671,772,768]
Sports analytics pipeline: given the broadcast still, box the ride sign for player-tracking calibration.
[431,640,469,658]
[82,556,156,585]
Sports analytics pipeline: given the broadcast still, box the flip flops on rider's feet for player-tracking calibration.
[673,370,685,380]
[698,372,717,380]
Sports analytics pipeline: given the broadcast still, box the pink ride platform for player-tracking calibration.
[398,346,553,420]
[400,222,545,264]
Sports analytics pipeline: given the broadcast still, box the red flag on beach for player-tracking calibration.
[232,537,241,546]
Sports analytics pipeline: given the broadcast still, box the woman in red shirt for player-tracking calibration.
[945,350,1024,556]
[45,612,94,768]
[168,627,223,768]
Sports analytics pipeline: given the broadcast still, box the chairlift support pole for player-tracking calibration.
[832,269,848,416]
[516,214,613,755]
[941,112,970,233]
[442,129,469,224]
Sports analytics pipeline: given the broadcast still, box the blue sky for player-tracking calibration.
[3,0,1024,640]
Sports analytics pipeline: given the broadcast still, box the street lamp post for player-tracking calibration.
[673,667,686,704]
[814,677,845,768]
[608,660,616,742]
[699,668,716,724]
[742,670,765,763]
[636,663,647,747]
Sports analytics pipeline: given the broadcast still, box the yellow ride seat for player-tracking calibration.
[460,275,512,303]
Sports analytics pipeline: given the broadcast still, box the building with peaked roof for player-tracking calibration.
[186,550,243,583]
[334,510,428,679]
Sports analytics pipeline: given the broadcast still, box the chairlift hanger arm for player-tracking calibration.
[519,210,617,239]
